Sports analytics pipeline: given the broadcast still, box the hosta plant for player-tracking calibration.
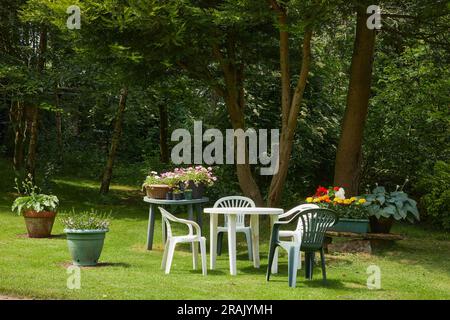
[364,185,419,223]
[11,175,59,215]
[12,194,59,215]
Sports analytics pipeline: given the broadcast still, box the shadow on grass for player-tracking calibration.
[61,262,131,269]
[372,239,450,276]
[188,269,227,276]
[16,233,66,240]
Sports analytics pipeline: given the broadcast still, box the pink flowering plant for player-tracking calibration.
[142,166,217,191]
[181,166,217,187]
[160,170,183,190]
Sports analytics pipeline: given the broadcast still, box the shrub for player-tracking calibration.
[419,161,450,229]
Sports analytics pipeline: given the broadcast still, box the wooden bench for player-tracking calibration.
[324,231,404,254]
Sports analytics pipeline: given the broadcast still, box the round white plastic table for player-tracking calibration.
[204,207,283,276]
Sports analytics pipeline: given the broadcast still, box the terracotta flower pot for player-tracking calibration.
[369,216,394,234]
[145,184,170,199]
[23,210,57,238]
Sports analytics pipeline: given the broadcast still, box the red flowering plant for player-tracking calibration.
[305,186,369,219]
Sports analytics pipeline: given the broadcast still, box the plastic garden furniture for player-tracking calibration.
[204,207,283,275]
[159,207,207,275]
[266,208,337,287]
[277,204,320,269]
[143,197,208,250]
[214,196,255,261]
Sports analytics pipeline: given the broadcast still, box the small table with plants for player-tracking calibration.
[143,197,209,250]
[141,166,216,250]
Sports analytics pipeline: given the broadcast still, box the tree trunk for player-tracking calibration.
[159,104,169,163]
[213,42,265,207]
[267,1,313,207]
[334,6,376,196]
[55,88,63,162]
[26,26,47,179]
[10,100,25,171]
[100,87,128,194]
[26,105,39,178]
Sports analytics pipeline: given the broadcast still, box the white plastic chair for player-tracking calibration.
[276,204,320,269]
[214,196,255,261]
[159,207,207,275]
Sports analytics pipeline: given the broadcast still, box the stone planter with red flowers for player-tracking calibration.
[306,186,369,234]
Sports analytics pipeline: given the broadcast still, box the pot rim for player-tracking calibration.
[64,228,109,234]
[146,184,170,188]
[23,210,57,218]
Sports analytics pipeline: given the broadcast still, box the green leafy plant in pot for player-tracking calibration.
[11,175,59,238]
[364,182,419,233]
[61,210,111,266]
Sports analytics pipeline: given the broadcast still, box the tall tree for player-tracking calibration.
[159,103,169,163]
[267,0,313,206]
[26,26,48,179]
[334,3,376,196]
[100,86,128,194]
[10,101,26,171]
[168,0,321,206]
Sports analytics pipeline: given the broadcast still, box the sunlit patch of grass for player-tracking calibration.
[52,178,137,192]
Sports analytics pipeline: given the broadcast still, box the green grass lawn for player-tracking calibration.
[0,163,449,300]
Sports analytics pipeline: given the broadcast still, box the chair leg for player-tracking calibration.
[200,238,207,276]
[287,245,300,288]
[298,251,302,270]
[293,234,302,270]
[244,229,253,261]
[192,241,199,270]
[161,240,170,270]
[320,247,327,282]
[266,242,277,282]
[217,231,224,256]
[165,240,177,274]
[305,251,314,280]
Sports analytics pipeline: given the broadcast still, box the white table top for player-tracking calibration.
[204,207,284,215]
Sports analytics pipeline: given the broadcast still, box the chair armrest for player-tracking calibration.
[273,214,300,226]
[174,217,202,236]
[278,212,293,219]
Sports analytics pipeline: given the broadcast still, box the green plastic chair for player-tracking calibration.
[266,208,338,288]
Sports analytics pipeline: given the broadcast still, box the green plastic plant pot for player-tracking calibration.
[65,229,108,266]
[184,190,192,200]
[328,218,370,234]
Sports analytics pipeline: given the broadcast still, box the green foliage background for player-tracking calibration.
[0,0,449,227]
